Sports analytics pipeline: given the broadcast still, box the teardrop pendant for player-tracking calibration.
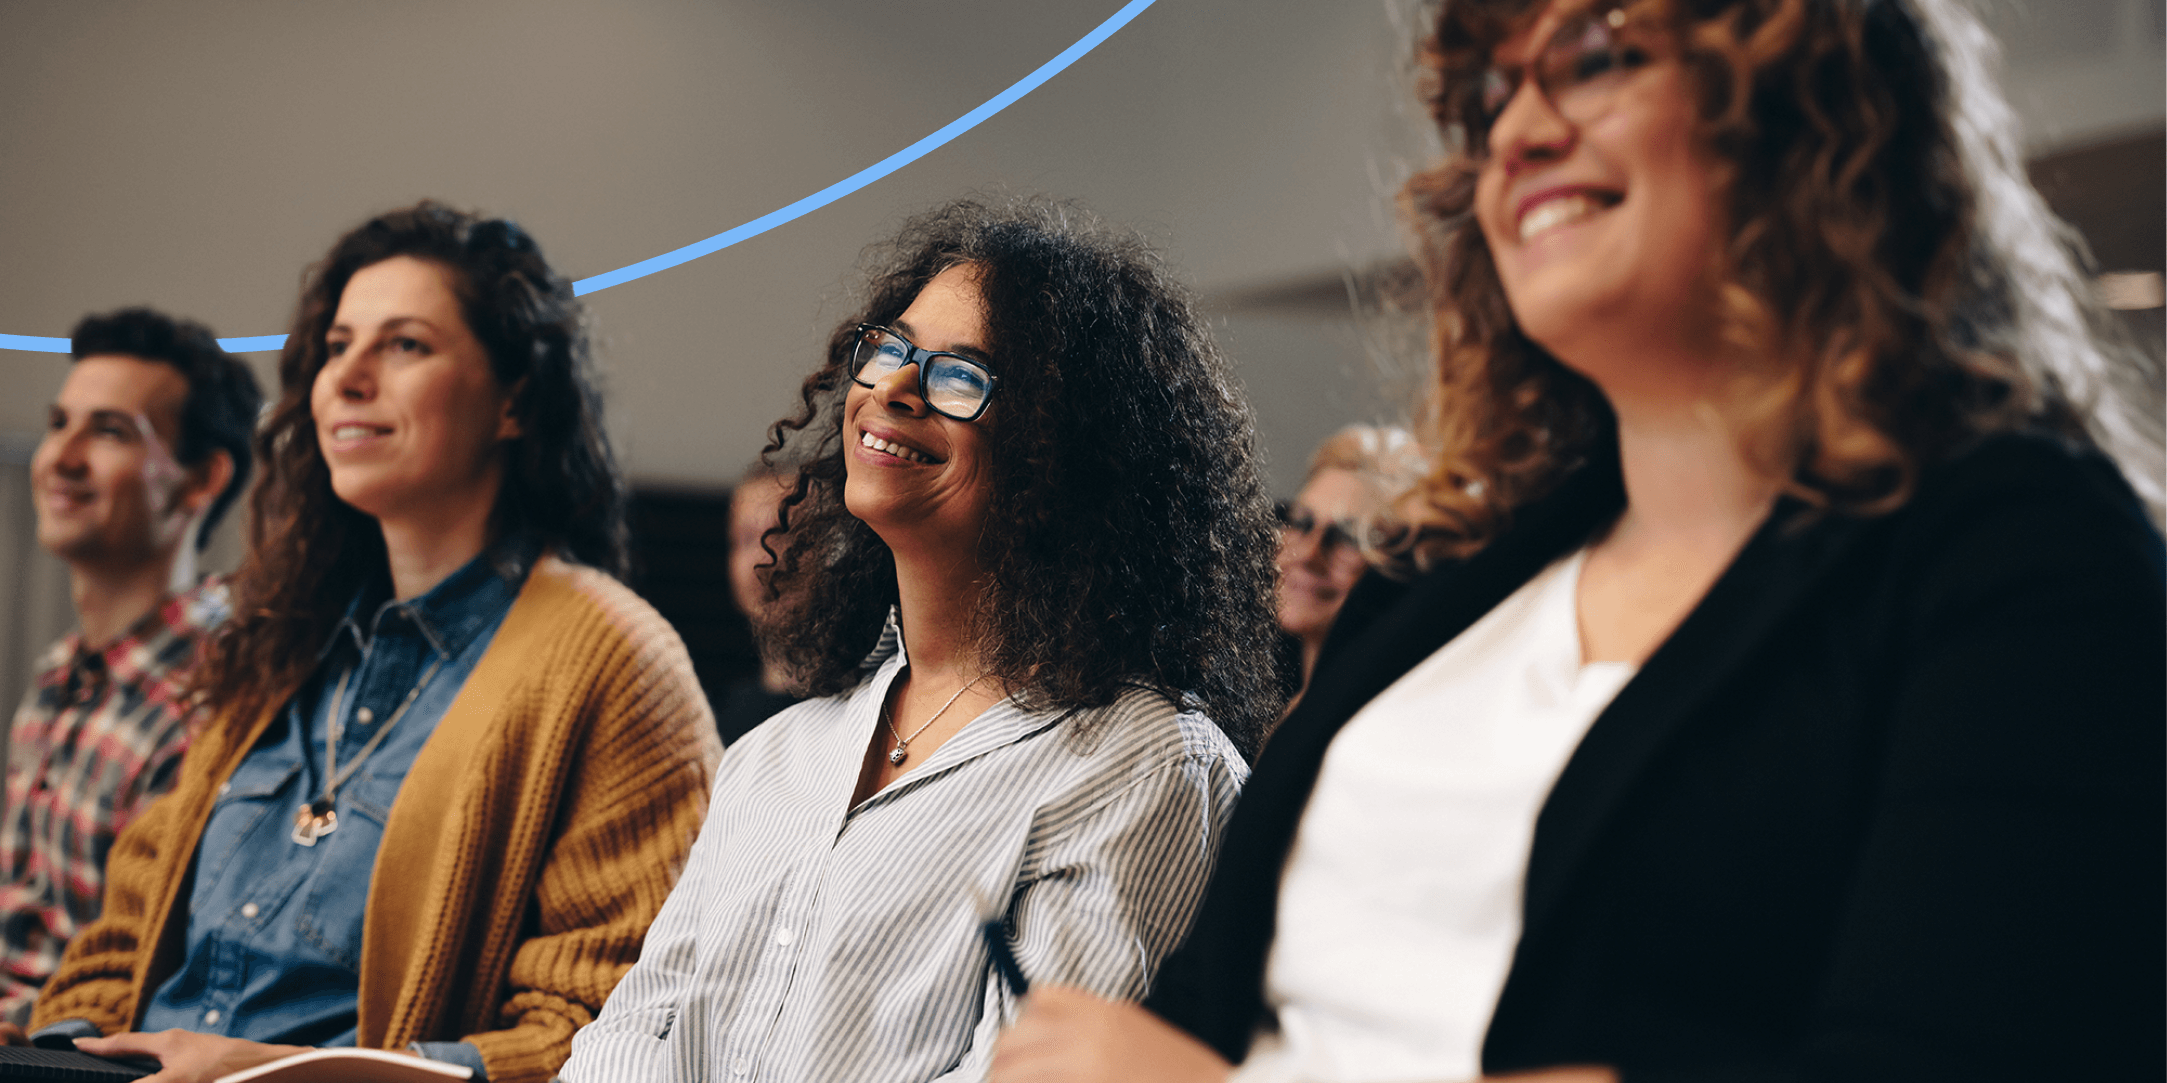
[888,744,908,766]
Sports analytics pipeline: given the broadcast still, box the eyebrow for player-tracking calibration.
[56,408,147,436]
[892,319,992,364]
[328,315,446,337]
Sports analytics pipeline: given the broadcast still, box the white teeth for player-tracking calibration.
[859,430,931,464]
[1518,193,1606,242]
[331,425,382,440]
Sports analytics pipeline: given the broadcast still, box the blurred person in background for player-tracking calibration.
[560,196,1282,1082]
[991,0,2164,1080]
[22,202,720,1083]
[1275,425,1423,714]
[712,462,801,745]
[1,308,261,1026]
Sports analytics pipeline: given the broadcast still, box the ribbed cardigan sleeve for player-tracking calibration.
[452,569,720,1083]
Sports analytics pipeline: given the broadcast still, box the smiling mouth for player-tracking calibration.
[329,424,390,442]
[42,487,94,511]
[1281,570,1343,600]
[1518,192,1621,242]
[859,431,938,464]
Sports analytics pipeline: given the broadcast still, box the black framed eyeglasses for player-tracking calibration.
[1455,2,1652,156]
[849,324,1001,422]
[1276,501,1364,557]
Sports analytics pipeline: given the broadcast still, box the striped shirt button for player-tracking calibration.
[732,1055,750,1075]
[772,925,794,946]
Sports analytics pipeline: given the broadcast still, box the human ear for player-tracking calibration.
[496,377,528,441]
[179,450,235,517]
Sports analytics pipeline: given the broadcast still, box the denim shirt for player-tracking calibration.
[135,545,531,1077]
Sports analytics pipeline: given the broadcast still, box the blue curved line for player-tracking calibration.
[0,0,1158,355]
[216,334,291,353]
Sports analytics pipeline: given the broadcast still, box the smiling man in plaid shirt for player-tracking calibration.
[0,308,260,1026]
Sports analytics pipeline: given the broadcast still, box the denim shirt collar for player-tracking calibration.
[318,531,540,664]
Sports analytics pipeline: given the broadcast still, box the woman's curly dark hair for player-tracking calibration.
[196,200,627,727]
[1396,0,2161,563]
[759,196,1284,755]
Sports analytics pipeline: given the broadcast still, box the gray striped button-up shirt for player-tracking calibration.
[559,617,1247,1082]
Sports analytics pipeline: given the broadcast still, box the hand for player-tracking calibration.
[75,1030,305,1083]
[990,986,1232,1083]
[0,1023,25,1046]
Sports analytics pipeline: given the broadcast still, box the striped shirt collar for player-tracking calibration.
[849,607,1072,812]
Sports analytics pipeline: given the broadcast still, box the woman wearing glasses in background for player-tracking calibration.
[25,203,720,1083]
[992,0,2164,1080]
[1274,425,1424,716]
[559,196,1282,1082]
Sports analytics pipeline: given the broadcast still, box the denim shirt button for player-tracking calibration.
[203,1009,221,1025]
[241,903,258,919]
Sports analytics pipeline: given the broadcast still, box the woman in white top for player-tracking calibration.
[991,0,2164,1080]
[559,197,1284,1082]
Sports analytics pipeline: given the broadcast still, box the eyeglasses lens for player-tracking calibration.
[853,329,910,380]
[924,360,992,418]
[1470,6,1641,151]
[1278,504,1361,556]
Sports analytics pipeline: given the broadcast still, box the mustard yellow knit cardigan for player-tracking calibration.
[33,557,722,1083]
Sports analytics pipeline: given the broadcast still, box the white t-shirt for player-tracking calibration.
[1235,548,1635,1083]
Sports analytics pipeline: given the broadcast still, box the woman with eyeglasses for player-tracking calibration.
[22,202,721,1083]
[990,1,2164,1081]
[1274,426,1424,715]
[557,196,1281,1082]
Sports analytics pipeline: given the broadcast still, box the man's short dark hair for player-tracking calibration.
[70,307,263,549]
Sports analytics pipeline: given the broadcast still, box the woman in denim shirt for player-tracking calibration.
[23,202,719,1083]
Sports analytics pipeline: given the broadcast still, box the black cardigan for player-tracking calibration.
[1147,432,2164,1083]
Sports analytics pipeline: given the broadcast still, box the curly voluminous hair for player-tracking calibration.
[760,197,1284,755]
[1398,0,2163,562]
[196,200,627,727]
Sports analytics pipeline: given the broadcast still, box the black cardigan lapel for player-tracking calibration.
[1149,451,1626,1062]
[1282,454,1628,774]
[1518,499,1880,937]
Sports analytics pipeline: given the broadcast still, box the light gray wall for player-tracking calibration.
[0,453,78,726]
[1,0,2157,491]
[0,0,1438,496]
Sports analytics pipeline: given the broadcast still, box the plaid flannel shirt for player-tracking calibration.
[0,577,229,1025]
